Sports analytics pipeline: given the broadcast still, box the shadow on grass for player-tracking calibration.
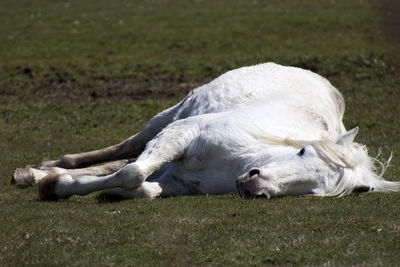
[96,192,127,203]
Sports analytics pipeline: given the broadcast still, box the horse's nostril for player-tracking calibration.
[249,168,260,178]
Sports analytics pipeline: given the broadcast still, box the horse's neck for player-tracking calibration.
[229,104,336,143]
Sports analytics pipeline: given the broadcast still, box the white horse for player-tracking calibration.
[12,63,400,200]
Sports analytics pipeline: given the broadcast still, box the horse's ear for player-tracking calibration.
[336,127,359,146]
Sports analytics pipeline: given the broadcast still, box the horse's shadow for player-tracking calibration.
[96,193,126,203]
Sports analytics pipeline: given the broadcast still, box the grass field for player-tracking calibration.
[1,0,400,265]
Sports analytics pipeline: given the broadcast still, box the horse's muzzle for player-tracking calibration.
[236,168,270,199]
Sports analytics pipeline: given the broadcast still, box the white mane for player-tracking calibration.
[311,141,396,196]
[246,129,398,197]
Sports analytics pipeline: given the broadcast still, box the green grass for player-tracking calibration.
[2,193,400,265]
[1,0,400,265]
[1,0,386,73]
[0,0,396,101]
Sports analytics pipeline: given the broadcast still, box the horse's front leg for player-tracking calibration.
[38,163,146,200]
[11,160,130,187]
[38,119,199,200]
[98,173,191,200]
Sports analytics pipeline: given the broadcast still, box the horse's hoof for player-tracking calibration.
[37,174,60,201]
[11,168,35,188]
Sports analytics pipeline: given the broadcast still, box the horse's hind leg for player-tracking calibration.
[37,135,140,169]
[39,105,179,169]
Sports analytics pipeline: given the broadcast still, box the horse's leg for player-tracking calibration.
[37,133,142,169]
[98,173,191,199]
[39,105,179,169]
[12,104,179,185]
[97,182,164,199]
[11,160,130,187]
[37,119,199,200]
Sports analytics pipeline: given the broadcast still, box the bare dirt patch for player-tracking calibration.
[0,71,209,103]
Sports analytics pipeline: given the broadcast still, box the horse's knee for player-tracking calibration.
[58,154,78,168]
[117,163,147,189]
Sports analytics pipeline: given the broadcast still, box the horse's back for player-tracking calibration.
[174,63,344,119]
[171,63,345,139]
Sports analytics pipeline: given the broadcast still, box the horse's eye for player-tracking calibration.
[298,147,306,156]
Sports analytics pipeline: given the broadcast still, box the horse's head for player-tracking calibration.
[236,128,382,198]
